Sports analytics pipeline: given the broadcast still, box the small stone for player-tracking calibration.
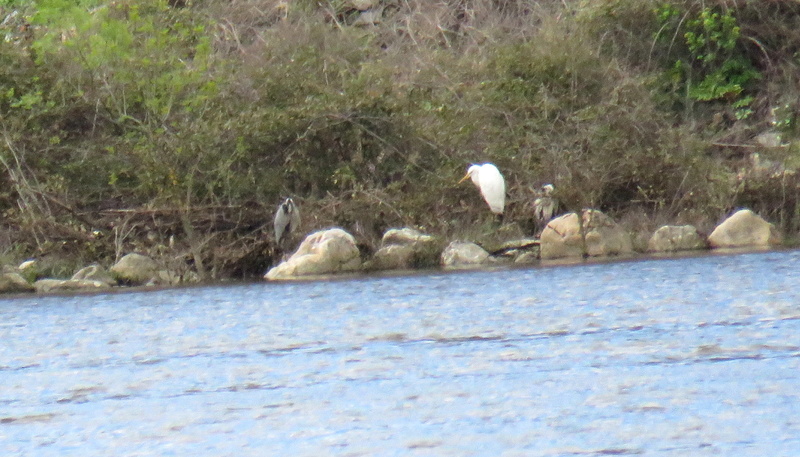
[18,259,37,271]
[381,227,434,246]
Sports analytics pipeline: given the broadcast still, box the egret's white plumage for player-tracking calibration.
[533,184,557,234]
[274,197,301,245]
[459,163,506,215]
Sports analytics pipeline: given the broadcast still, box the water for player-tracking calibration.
[2,250,800,456]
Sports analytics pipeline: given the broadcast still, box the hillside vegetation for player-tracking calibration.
[1,0,800,278]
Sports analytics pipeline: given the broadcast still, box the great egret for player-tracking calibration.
[458,163,506,217]
[274,197,301,245]
[533,184,558,235]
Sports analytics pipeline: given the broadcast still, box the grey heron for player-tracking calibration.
[274,197,301,245]
[533,184,558,235]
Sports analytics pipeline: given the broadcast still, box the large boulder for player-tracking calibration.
[265,228,361,280]
[441,241,490,268]
[110,253,160,285]
[707,209,782,249]
[540,210,633,259]
[0,272,35,294]
[648,225,707,252]
[371,228,438,270]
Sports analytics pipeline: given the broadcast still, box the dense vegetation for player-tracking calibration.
[2,0,800,278]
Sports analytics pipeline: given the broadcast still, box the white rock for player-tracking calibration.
[18,259,37,271]
[265,228,361,280]
[707,209,782,248]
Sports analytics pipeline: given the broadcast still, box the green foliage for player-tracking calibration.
[31,0,214,126]
[654,3,760,118]
[14,0,227,204]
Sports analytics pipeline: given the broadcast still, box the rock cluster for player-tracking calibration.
[0,252,186,295]
[540,210,633,260]
[0,207,786,291]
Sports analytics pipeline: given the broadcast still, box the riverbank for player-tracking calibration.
[4,241,797,301]
[1,205,792,296]
[2,1,800,280]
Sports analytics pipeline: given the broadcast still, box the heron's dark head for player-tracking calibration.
[282,197,295,214]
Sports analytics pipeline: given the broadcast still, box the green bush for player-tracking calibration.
[653,2,760,119]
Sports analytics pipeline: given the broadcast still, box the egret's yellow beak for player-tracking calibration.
[458,173,471,184]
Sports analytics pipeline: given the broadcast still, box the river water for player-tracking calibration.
[2,250,800,456]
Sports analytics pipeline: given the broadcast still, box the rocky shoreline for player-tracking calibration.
[0,207,784,295]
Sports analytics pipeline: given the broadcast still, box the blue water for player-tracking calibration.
[2,250,800,456]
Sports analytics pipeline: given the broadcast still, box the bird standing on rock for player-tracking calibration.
[533,184,558,236]
[274,197,301,246]
[459,163,506,221]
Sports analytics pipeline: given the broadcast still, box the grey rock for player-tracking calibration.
[72,264,117,286]
[514,251,540,264]
[0,272,35,294]
[146,270,182,287]
[110,253,160,285]
[34,278,111,293]
[648,225,707,252]
[441,241,490,267]
[372,227,437,270]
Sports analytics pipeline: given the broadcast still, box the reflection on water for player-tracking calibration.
[2,250,800,456]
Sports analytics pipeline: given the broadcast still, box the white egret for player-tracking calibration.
[458,163,506,217]
[274,197,301,245]
[533,184,558,235]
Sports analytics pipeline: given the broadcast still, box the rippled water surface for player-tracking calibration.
[2,250,800,456]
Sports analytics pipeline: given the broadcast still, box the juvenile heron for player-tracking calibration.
[274,197,301,245]
[533,184,558,235]
[458,163,506,218]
